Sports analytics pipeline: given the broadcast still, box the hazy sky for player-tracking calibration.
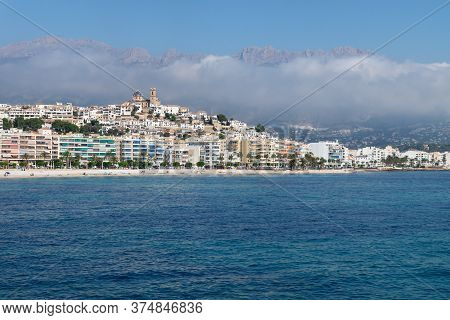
[1,0,449,62]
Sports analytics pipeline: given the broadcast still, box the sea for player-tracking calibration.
[0,171,449,299]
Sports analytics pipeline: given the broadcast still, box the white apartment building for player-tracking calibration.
[401,150,431,166]
[444,152,450,167]
[355,147,384,167]
[154,105,180,115]
[308,141,350,166]
[353,146,400,167]
[7,107,41,119]
[188,140,222,168]
[230,120,248,131]
[37,103,74,120]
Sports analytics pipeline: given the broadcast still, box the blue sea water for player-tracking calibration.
[0,171,449,299]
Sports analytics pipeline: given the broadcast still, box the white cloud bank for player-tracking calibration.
[0,51,449,126]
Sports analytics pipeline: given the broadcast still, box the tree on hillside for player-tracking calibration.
[52,120,79,134]
[13,117,44,131]
[80,120,101,134]
[106,127,124,136]
[255,124,265,133]
[2,118,12,130]
[164,113,176,121]
[217,114,228,123]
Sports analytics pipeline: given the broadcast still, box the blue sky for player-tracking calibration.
[0,0,449,62]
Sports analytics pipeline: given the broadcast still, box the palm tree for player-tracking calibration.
[110,155,118,168]
[90,155,100,169]
[255,154,262,168]
[227,154,234,168]
[62,151,71,169]
[236,152,243,166]
[104,150,114,169]
[40,151,48,160]
[318,157,326,169]
[40,151,49,168]
[246,153,252,168]
[152,154,157,168]
[276,153,283,168]
[73,155,81,168]
[218,155,224,168]
[22,153,30,169]
[139,150,147,169]
[264,153,270,167]
[288,153,296,170]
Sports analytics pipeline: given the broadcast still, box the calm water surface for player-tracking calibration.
[0,171,449,299]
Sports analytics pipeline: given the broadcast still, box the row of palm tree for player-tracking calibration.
[244,152,327,170]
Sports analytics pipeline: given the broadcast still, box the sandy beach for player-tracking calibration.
[0,168,362,179]
[0,167,448,179]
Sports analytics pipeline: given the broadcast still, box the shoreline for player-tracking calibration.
[0,167,448,179]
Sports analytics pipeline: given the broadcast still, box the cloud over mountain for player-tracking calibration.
[0,37,449,126]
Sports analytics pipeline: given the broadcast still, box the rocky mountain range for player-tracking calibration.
[0,36,370,67]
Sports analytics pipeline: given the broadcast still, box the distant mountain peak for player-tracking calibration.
[235,45,370,65]
[0,36,114,60]
[0,37,370,67]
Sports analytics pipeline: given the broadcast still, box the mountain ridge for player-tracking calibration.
[0,36,370,67]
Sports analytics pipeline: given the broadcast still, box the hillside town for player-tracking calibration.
[0,88,449,171]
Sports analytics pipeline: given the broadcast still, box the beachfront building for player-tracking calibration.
[188,140,222,168]
[308,141,350,167]
[59,135,116,163]
[277,139,301,168]
[246,136,280,168]
[353,147,382,167]
[401,150,431,167]
[350,145,401,168]
[428,152,446,167]
[0,128,59,165]
[444,152,450,167]
[167,142,201,166]
[223,138,245,166]
[118,137,165,164]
